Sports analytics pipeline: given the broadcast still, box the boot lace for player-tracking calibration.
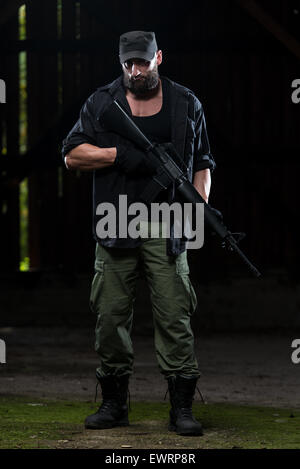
[196,385,206,404]
[164,384,206,405]
[94,381,99,403]
[180,407,193,418]
[98,399,118,414]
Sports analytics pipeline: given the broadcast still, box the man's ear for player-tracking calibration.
[156,50,163,66]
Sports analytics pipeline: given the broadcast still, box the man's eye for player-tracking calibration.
[124,60,150,69]
[138,60,150,67]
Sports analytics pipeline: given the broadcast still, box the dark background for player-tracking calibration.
[0,0,299,332]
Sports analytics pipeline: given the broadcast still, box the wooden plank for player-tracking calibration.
[235,0,300,60]
[0,13,20,272]
[60,0,95,272]
[61,0,84,272]
[0,0,24,27]
[27,0,59,270]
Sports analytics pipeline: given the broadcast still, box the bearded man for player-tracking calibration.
[62,30,215,436]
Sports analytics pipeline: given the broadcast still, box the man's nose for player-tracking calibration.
[131,63,141,76]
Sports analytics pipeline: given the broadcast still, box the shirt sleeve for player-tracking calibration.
[192,98,216,174]
[61,94,98,160]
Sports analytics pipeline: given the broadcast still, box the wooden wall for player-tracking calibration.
[0,0,299,277]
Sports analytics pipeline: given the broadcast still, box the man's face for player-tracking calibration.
[122,51,162,97]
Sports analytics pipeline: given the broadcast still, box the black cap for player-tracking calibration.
[119,31,157,64]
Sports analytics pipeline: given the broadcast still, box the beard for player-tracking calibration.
[123,67,160,98]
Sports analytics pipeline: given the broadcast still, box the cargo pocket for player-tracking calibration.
[175,257,198,316]
[89,260,104,314]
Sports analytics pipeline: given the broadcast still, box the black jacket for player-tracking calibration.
[62,75,215,256]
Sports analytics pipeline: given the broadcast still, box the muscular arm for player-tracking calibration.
[65,143,117,171]
[193,169,211,203]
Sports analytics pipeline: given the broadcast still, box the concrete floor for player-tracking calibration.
[0,327,299,409]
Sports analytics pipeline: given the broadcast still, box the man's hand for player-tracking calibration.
[208,205,223,222]
[115,144,159,176]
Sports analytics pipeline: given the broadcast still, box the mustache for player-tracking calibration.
[131,74,145,81]
[123,69,159,96]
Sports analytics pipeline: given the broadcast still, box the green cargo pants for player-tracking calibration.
[90,224,200,379]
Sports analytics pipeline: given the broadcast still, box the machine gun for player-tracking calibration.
[99,100,261,278]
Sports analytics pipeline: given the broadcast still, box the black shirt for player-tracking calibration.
[62,75,216,256]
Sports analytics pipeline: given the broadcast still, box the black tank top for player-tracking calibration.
[131,78,171,144]
[131,78,171,206]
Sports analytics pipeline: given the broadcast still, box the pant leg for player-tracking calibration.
[90,243,140,378]
[140,227,200,378]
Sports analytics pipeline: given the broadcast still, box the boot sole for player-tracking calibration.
[85,420,129,430]
[168,423,203,436]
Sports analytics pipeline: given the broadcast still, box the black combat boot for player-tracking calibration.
[167,375,203,436]
[84,375,129,429]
